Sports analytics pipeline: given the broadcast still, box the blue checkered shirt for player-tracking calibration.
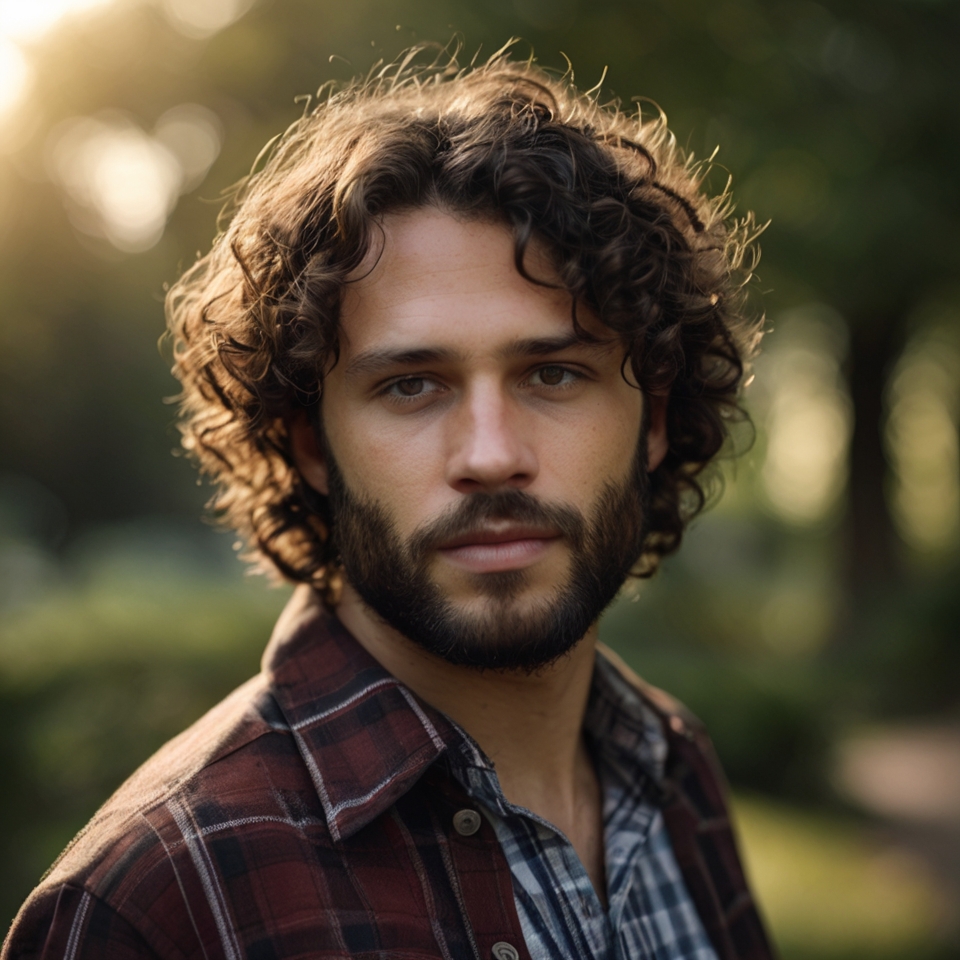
[448,650,721,960]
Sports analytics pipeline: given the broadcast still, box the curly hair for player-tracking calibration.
[166,46,763,594]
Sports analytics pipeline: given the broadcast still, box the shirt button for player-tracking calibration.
[453,809,482,836]
[491,943,520,960]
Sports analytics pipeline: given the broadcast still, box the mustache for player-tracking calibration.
[407,489,586,561]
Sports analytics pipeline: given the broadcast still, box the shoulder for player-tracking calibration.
[595,641,705,733]
[595,642,731,796]
[4,672,326,960]
[595,644,780,957]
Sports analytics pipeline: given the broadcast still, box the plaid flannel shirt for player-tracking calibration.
[448,655,721,959]
[3,586,776,960]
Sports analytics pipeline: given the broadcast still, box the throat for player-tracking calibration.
[496,734,608,908]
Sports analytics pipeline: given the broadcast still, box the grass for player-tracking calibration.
[734,794,952,960]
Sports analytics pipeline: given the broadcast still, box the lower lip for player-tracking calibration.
[437,538,557,573]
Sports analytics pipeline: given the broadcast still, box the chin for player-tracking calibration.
[399,587,591,672]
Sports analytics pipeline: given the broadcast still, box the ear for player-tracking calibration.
[286,411,330,496]
[645,393,669,472]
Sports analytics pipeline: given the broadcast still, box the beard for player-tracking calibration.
[325,437,650,672]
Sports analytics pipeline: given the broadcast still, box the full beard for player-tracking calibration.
[325,440,650,672]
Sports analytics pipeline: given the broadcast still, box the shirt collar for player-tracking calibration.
[446,647,670,817]
[587,649,668,785]
[261,585,460,842]
[261,587,675,841]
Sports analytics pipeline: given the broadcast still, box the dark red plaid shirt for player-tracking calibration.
[4,586,775,960]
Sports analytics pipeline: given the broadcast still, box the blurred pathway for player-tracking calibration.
[836,724,960,932]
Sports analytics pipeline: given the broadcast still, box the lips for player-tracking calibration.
[436,524,561,550]
[435,524,561,574]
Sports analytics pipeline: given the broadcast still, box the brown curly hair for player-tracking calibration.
[166,47,763,594]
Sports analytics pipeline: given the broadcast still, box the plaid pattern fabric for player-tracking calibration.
[3,586,776,960]
[448,654,719,960]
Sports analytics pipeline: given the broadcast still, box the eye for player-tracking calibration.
[530,364,580,388]
[381,376,444,404]
[394,377,425,396]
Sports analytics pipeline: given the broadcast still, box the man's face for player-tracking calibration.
[308,208,662,669]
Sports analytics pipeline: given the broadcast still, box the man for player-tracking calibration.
[5,51,773,960]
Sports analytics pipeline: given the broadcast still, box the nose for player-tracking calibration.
[445,379,538,493]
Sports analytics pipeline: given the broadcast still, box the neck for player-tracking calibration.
[334,580,598,823]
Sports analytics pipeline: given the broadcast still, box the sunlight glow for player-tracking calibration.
[46,107,221,252]
[0,0,115,122]
[886,336,960,554]
[0,36,29,117]
[0,0,111,43]
[0,0,256,124]
[154,103,222,191]
[159,0,255,39]
[760,308,852,525]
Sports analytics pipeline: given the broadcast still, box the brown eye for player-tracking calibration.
[538,366,565,386]
[396,378,424,396]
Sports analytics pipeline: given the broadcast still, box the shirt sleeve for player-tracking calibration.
[3,884,162,960]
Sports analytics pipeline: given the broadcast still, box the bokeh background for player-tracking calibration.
[1,0,958,956]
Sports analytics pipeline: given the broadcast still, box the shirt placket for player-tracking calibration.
[605,813,655,960]
[540,821,612,958]
[455,752,615,960]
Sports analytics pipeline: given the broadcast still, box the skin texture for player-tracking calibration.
[289,207,668,902]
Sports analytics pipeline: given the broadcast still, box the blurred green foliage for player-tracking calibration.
[0,526,288,923]
[1,0,958,955]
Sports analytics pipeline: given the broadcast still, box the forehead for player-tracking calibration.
[337,207,584,357]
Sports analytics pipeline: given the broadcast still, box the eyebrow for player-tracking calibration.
[345,347,460,378]
[344,333,611,379]
[496,333,605,359]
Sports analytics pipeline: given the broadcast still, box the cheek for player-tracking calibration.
[327,413,450,536]
[545,397,643,497]
[323,377,643,530]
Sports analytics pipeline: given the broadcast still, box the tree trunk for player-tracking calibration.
[842,310,904,607]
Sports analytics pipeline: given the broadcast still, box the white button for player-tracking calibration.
[453,809,482,836]
[491,942,520,960]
